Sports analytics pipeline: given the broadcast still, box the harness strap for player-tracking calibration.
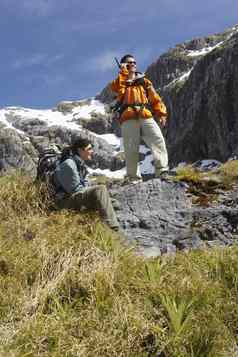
[117,103,149,116]
[113,77,151,118]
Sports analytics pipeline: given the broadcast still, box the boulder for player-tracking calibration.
[0,127,38,175]
[111,178,238,256]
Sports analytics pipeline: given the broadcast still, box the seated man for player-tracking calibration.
[54,137,120,231]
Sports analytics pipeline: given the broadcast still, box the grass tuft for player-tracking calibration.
[1,173,238,356]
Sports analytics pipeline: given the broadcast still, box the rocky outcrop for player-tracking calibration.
[97,25,238,167]
[97,28,234,104]
[76,111,113,135]
[165,30,238,165]
[0,126,38,175]
[96,84,116,104]
[56,99,92,113]
[111,178,238,257]
[0,104,123,175]
[146,30,232,89]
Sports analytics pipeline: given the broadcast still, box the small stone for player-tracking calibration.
[142,246,162,258]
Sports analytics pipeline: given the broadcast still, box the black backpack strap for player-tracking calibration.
[113,77,150,118]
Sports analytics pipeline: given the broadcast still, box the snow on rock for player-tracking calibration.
[0,109,29,137]
[0,98,106,133]
[2,107,80,131]
[139,144,151,155]
[95,133,121,148]
[165,69,193,88]
[72,99,106,120]
[192,159,222,171]
[0,99,159,178]
[88,166,126,179]
[0,100,122,178]
[186,41,224,57]
[139,153,154,175]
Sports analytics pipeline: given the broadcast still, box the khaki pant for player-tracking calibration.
[121,118,169,178]
[56,185,119,230]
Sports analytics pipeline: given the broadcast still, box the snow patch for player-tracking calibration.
[139,154,154,175]
[186,41,224,57]
[0,99,106,133]
[95,133,121,148]
[0,100,159,178]
[88,166,126,179]
[0,109,28,136]
[192,159,222,171]
[72,99,106,120]
[140,144,151,155]
[165,69,192,88]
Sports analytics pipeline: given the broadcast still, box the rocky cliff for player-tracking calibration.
[0,100,124,176]
[161,26,238,165]
[98,24,238,166]
[111,172,238,257]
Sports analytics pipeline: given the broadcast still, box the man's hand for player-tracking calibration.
[160,117,167,127]
[120,63,128,70]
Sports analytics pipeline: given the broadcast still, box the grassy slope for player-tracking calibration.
[0,168,238,356]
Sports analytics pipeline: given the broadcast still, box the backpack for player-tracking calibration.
[36,144,62,194]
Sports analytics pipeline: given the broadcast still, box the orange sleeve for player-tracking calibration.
[110,67,128,98]
[145,79,167,119]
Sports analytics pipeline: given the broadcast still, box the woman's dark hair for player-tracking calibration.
[71,137,91,152]
[120,54,134,63]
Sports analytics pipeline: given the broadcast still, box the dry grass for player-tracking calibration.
[175,160,238,188]
[0,172,238,356]
[173,161,238,207]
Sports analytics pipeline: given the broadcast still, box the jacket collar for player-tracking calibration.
[126,72,145,85]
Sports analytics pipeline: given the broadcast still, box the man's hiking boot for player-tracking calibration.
[157,170,177,181]
[159,171,169,180]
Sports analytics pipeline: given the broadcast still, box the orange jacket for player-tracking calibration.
[111,67,167,123]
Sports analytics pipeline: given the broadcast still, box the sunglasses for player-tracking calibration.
[85,145,93,150]
[126,61,136,65]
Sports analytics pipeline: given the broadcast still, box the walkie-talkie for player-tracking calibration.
[114,57,121,69]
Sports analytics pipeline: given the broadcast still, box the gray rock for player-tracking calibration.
[0,109,125,174]
[56,99,92,113]
[96,83,116,104]
[146,31,230,89]
[110,178,238,256]
[164,30,238,166]
[0,127,38,175]
[97,25,238,167]
[78,112,112,135]
[110,179,192,254]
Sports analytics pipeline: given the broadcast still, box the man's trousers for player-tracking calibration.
[121,117,169,178]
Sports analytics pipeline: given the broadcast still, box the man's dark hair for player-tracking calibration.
[71,137,91,153]
[120,54,134,63]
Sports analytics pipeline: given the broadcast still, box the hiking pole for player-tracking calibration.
[114,57,121,69]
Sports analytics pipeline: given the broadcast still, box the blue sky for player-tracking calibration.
[0,0,237,108]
